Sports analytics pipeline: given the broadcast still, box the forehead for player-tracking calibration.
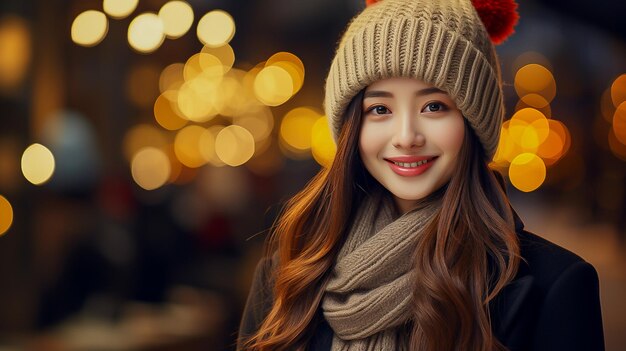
[365,77,434,92]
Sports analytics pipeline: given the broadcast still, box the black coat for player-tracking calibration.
[237,211,605,350]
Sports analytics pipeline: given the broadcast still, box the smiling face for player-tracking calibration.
[359,77,466,214]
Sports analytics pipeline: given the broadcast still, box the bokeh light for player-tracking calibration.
[610,74,626,108]
[183,53,225,81]
[511,51,552,74]
[514,64,556,103]
[201,44,235,73]
[158,0,194,39]
[266,52,305,95]
[280,107,320,151]
[0,15,31,91]
[509,153,546,192]
[0,195,13,236]
[127,13,165,53]
[509,108,550,151]
[311,117,336,167]
[131,147,171,190]
[613,101,626,145]
[234,105,274,144]
[609,126,626,161]
[159,63,184,93]
[103,0,139,19]
[71,10,108,47]
[176,77,219,122]
[154,93,187,130]
[600,88,615,124]
[537,119,569,165]
[254,66,293,106]
[21,143,55,185]
[197,10,235,48]
[123,124,168,161]
[174,125,207,168]
[215,125,255,167]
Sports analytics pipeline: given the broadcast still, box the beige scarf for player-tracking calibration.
[321,190,442,351]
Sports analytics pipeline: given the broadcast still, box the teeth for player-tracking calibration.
[393,159,431,168]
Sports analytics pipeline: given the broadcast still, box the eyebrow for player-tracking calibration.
[363,87,446,99]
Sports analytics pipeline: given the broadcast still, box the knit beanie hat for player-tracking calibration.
[323,0,519,159]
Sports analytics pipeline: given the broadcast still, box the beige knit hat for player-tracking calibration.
[324,0,519,159]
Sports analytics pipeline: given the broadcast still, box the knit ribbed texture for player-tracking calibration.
[322,190,441,350]
[324,0,504,159]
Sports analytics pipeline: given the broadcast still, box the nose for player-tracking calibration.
[391,111,425,149]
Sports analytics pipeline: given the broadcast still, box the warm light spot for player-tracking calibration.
[311,117,336,167]
[126,63,161,108]
[206,125,226,166]
[215,125,255,166]
[131,147,170,190]
[609,127,626,161]
[154,93,187,130]
[601,88,616,124]
[515,98,551,118]
[21,143,55,185]
[174,125,207,168]
[520,93,550,109]
[0,195,13,236]
[511,51,552,75]
[509,108,550,150]
[613,102,626,145]
[509,153,546,192]
[254,66,293,106]
[514,64,556,102]
[266,52,305,95]
[184,53,224,81]
[123,124,168,161]
[536,129,564,165]
[547,119,571,158]
[494,122,523,163]
[0,15,31,91]
[611,74,626,108]
[234,105,274,143]
[198,128,216,163]
[159,63,184,93]
[176,77,219,122]
[210,76,243,117]
[128,13,165,53]
[197,10,235,48]
[71,10,108,47]
[201,44,235,73]
[158,1,194,39]
[103,0,138,19]
[164,145,182,184]
[280,107,320,151]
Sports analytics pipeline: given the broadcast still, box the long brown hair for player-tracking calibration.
[242,90,521,350]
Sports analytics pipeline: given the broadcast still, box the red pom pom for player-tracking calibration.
[365,0,382,7]
[471,0,519,45]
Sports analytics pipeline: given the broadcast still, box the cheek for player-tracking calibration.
[435,117,465,155]
[358,123,383,159]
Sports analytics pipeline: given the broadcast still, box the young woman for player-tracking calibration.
[237,0,605,350]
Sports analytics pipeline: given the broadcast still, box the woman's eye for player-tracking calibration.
[370,106,390,114]
[423,102,446,112]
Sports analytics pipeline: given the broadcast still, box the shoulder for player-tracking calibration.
[492,229,605,350]
[516,229,598,289]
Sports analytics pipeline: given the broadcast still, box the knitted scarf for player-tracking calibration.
[321,190,442,351]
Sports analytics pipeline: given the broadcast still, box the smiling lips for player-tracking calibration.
[384,156,438,176]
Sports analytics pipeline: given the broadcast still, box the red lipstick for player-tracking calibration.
[384,156,438,177]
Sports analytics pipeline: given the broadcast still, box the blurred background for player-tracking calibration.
[0,0,624,350]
